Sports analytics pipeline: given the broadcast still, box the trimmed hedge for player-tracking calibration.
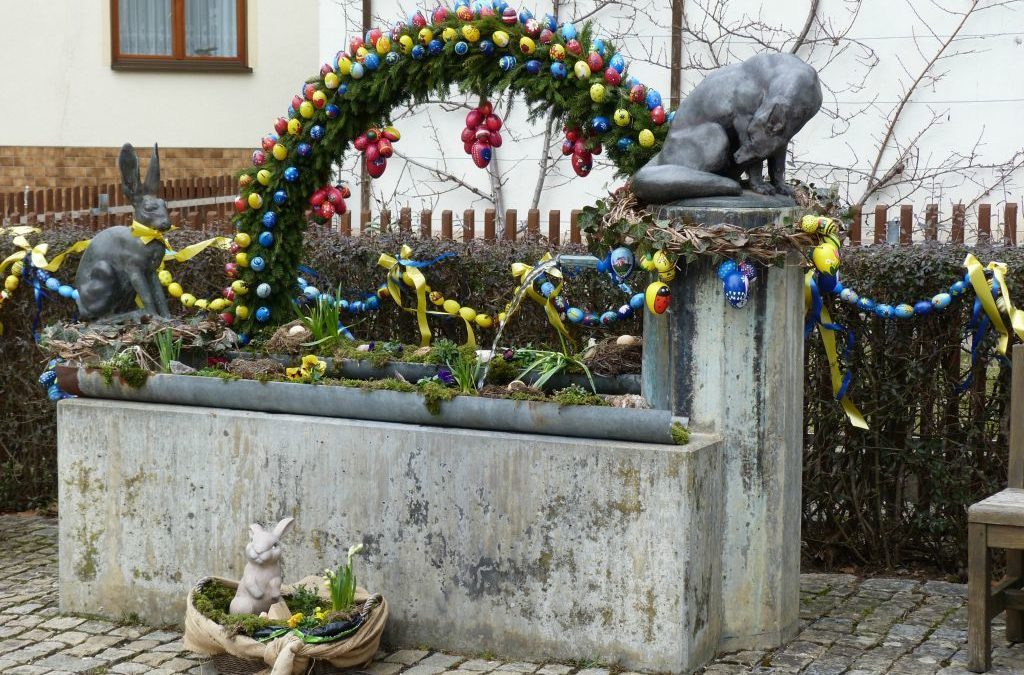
[1,224,1021,573]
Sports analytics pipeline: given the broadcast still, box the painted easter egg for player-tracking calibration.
[258,231,274,247]
[645,281,671,314]
[247,193,263,209]
[263,211,278,227]
[932,292,952,309]
[566,307,585,323]
[874,304,894,318]
[638,129,655,147]
[723,272,749,309]
[255,306,270,322]
[600,311,618,325]
[894,303,914,319]
[250,256,266,272]
[913,300,933,315]
[629,292,645,311]
[812,243,840,275]
[443,299,461,315]
[256,283,271,298]
[573,61,591,79]
[613,109,631,127]
[550,62,567,78]
[609,246,635,280]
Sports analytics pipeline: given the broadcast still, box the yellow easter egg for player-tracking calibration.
[659,267,676,282]
[519,36,535,55]
[614,109,631,126]
[475,314,493,329]
[429,291,445,305]
[234,232,251,248]
[157,269,173,286]
[312,91,327,107]
[645,281,671,315]
[418,28,433,45]
[256,169,271,186]
[590,83,605,103]
[442,299,461,315]
[493,30,510,47]
[231,280,249,295]
[235,305,250,320]
[399,35,414,53]
[376,35,391,54]
[180,293,196,307]
[298,101,315,119]
[235,252,249,267]
[383,126,401,141]
[4,275,18,292]
[812,243,840,275]
[167,282,183,298]
[324,72,340,89]
[458,306,477,322]
[573,61,591,80]
[640,253,656,271]
[355,46,369,62]
[462,25,480,42]
[209,298,228,311]
[338,57,352,75]
[272,143,287,161]
[652,250,673,273]
[800,214,820,234]
[10,261,23,275]
[194,299,208,310]
[247,193,263,209]
[638,129,655,147]
[287,118,302,135]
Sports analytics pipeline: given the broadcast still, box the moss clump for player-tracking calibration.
[191,579,284,636]
[504,389,548,402]
[484,356,517,385]
[191,367,240,381]
[552,384,607,407]
[98,353,150,389]
[422,338,460,365]
[419,380,456,415]
[671,422,690,446]
[326,377,417,393]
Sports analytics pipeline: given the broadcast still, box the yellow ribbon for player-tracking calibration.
[964,253,1024,355]
[377,246,432,347]
[130,220,176,247]
[163,236,232,264]
[0,235,90,276]
[509,253,569,338]
[805,270,868,429]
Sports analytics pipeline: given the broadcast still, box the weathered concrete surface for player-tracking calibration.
[58,398,724,673]
[642,207,804,654]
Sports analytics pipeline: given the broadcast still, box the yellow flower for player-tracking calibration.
[300,354,327,378]
[285,367,303,381]
[287,612,304,629]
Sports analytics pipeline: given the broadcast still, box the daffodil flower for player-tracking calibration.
[287,612,304,629]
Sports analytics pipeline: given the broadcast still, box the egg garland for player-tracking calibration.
[561,126,602,177]
[309,182,352,222]
[462,101,503,169]
[228,5,673,336]
[353,127,401,179]
[39,359,73,401]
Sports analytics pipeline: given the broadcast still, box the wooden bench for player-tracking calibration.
[968,343,1024,672]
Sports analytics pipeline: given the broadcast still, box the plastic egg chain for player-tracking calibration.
[295,277,385,315]
[827,272,974,319]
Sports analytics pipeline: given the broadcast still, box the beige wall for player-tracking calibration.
[0,0,318,149]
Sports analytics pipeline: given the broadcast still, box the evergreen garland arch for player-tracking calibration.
[229,5,672,340]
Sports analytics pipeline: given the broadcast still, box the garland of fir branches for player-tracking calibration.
[230,12,672,340]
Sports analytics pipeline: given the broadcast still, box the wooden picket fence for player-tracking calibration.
[847,202,1020,246]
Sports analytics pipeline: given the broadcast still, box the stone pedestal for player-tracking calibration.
[643,204,804,652]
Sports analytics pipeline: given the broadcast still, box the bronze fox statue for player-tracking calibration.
[631,53,822,203]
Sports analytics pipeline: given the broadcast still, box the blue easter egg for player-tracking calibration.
[237,333,250,346]
[325,103,340,119]
[561,22,577,39]
[45,277,60,291]
[616,304,633,320]
[600,310,618,325]
[609,53,626,73]
[593,39,606,56]
[592,116,611,133]
[609,246,635,280]
[255,306,270,322]
[428,39,443,56]
[540,281,556,297]
[385,52,401,65]
[582,312,599,326]
[310,125,325,141]
[411,45,425,59]
[304,286,320,299]
[839,288,858,304]
[351,301,363,313]
[258,231,274,247]
[365,295,380,310]
[668,110,676,122]
[646,90,662,110]
[724,272,749,308]
[932,292,952,309]
[72,289,80,301]
[525,59,541,74]
[283,167,299,182]
[364,53,381,70]
[479,40,495,56]
[874,304,894,319]
[273,190,287,205]
[256,283,271,298]
[629,292,645,311]
[250,256,266,272]
[58,285,74,298]
[499,55,517,71]
[519,8,533,23]
[296,277,307,289]
[550,62,567,79]
[894,303,914,319]
[297,142,312,157]
[856,297,875,311]
[616,137,635,152]
[287,106,295,117]
[39,370,56,387]
[455,41,469,55]
[596,257,611,273]
[913,300,933,315]
[553,296,569,312]
[566,307,584,323]
[47,384,63,401]
[950,280,967,296]
[338,299,350,311]
[338,83,349,95]
[542,14,557,31]
[262,211,278,228]
[350,62,365,79]
[717,260,738,280]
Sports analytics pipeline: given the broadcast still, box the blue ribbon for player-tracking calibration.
[807,272,857,402]
[397,252,456,268]
[957,297,991,393]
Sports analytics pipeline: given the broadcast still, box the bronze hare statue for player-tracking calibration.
[75,143,171,321]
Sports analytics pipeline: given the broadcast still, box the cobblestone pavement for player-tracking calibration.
[2,514,1023,674]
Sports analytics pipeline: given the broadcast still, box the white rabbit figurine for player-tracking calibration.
[229,517,295,615]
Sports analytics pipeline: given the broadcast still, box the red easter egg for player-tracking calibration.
[573,140,588,156]
[489,131,503,147]
[310,188,327,206]
[365,143,380,162]
[565,128,579,143]
[464,141,474,155]
[566,39,581,55]
[335,198,347,215]
[367,28,383,45]
[365,128,378,142]
[251,150,266,166]
[319,201,336,219]
[501,7,517,24]
[338,183,352,198]
[303,83,317,100]
[220,312,235,326]
[587,52,603,71]
[592,142,603,156]
[465,109,483,128]
[456,5,473,20]
[326,187,342,203]
[233,196,248,213]
[223,287,235,301]
[571,151,593,177]
[377,138,394,158]
[411,11,426,28]
[630,84,646,103]
[604,67,621,86]
[479,5,494,17]
[561,139,574,156]
[475,128,491,143]
[291,95,303,110]
[471,142,492,168]
[479,101,493,117]
[523,18,540,37]
[461,127,476,143]
[229,242,240,255]
[539,29,553,44]
[349,36,364,54]
[238,174,253,189]
[433,6,449,23]
[651,105,667,125]
[274,117,289,135]
[320,63,334,77]
[485,114,503,131]
[353,134,369,151]
[262,136,277,152]
[225,262,238,278]
[367,157,387,178]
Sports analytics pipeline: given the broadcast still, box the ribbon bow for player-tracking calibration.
[964,253,1024,355]
[377,245,466,347]
[130,220,176,247]
[0,235,90,277]
[509,253,569,338]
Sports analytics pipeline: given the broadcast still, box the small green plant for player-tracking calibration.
[296,291,346,350]
[552,384,607,407]
[516,337,596,393]
[671,422,691,445]
[153,328,181,373]
[446,354,480,394]
[324,544,364,612]
[99,351,149,388]
[425,338,460,365]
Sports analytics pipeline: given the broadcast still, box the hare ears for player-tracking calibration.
[118,143,161,200]
[250,517,295,539]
